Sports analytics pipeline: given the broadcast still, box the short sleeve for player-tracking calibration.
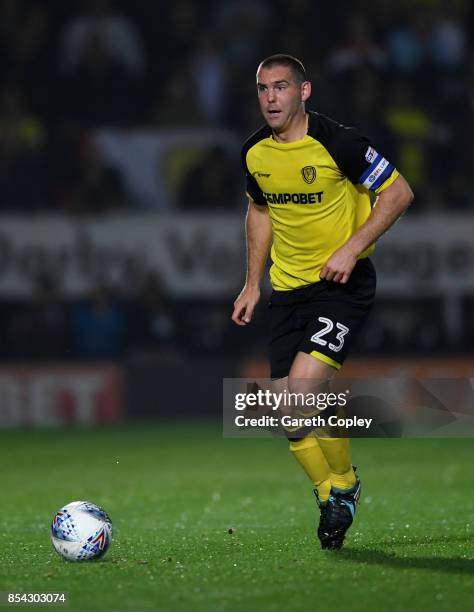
[241,150,267,205]
[333,128,398,194]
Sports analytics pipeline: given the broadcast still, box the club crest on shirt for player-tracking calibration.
[301,166,316,184]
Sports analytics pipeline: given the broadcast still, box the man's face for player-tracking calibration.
[256,64,309,133]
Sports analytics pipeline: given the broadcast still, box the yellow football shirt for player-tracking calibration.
[241,110,399,290]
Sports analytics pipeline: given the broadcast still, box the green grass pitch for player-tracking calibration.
[1,423,474,611]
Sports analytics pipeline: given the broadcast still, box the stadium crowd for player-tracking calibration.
[0,0,472,362]
[0,0,472,213]
[0,273,470,362]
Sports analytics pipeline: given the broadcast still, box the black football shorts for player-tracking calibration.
[268,258,376,379]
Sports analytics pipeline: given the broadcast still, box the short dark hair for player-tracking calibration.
[257,54,307,84]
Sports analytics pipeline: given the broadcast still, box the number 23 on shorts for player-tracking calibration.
[310,316,349,353]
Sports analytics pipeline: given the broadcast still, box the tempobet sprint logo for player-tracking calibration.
[263,191,323,204]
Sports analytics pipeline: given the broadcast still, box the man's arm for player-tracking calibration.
[320,174,414,284]
[232,200,272,326]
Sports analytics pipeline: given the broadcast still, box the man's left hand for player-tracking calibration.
[319,246,358,284]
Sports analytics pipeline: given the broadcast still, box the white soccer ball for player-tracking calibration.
[51,501,113,561]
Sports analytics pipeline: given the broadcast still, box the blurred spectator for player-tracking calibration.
[68,136,127,213]
[5,276,69,360]
[50,131,127,213]
[176,145,241,210]
[59,33,141,126]
[71,286,126,359]
[185,302,232,353]
[357,300,445,355]
[149,69,205,127]
[327,16,387,74]
[0,4,53,115]
[387,9,432,73]
[430,8,467,69]
[159,0,201,63]
[384,80,432,199]
[216,0,273,68]
[388,5,467,73]
[224,64,264,136]
[127,272,179,356]
[0,0,22,79]
[338,69,388,144]
[277,0,323,59]
[0,86,47,210]
[191,36,227,125]
[59,0,145,74]
[48,122,85,210]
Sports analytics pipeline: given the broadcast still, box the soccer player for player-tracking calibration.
[232,54,413,550]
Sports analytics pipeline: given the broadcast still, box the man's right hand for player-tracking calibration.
[231,285,261,326]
